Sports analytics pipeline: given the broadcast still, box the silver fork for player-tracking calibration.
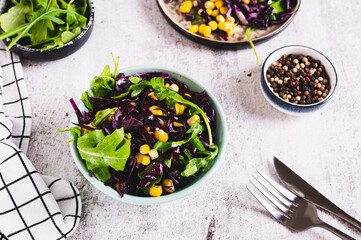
[247,170,356,240]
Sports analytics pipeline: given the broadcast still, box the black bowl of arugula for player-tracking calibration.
[0,0,94,61]
[63,58,227,204]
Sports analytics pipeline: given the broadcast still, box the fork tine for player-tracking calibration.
[250,179,294,216]
[247,186,288,221]
[254,173,297,209]
[257,170,298,203]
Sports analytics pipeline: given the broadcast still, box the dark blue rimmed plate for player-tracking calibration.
[0,0,95,61]
[156,0,301,49]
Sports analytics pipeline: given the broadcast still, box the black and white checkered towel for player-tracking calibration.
[0,43,82,240]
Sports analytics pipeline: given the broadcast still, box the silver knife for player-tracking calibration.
[273,156,361,232]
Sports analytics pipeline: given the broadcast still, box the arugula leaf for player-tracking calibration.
[29,19,54,44]
[190,136,205,151]
[77,128,131,182]
[149,77,213,145]
[111,80,152,99]
[81,91,93,110]
[129,77,142,84]
[191,12,202,25]
[0,0,88,51]
[58,126,81,143]
[270,0,285,20]
[0,0,31,32]
[154,120,204,153]
[88,75,114,98]
[89,108,116,127]
[61,26,81,43]
[246,27,259,66]
[181,145,218,177]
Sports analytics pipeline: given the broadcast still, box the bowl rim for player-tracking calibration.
[262,44,338,108]
[69,65,228,205]
[1,0,95,53]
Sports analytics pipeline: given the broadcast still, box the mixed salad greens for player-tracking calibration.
[175,0,296,64]
[62,56,218,197]
[0,0,89,51]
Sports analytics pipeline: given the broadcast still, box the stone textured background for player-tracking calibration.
[22,1,361,239]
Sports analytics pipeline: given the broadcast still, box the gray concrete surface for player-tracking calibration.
[22,1,361,239]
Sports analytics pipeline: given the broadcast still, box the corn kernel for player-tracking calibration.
[203,26,212,37]
[189,25,199,33]
[155,128,168,142]
[162,179,175,193]
[218,21,229,31]
[176,104,186,115]
[184,93,192,97]
[216,14,225,22]
[242,0,250,4]
[139,144,150,155]
[135,153,144,165]
[215,0,224,9]
[209,21,218,31]
[220,6,228,15]
[175,103,186,115]
[152,110,163,116]
[199,24,206,34]
[149,106,164,116]
[149,149,159,160]
[182,0,193,8]
[193,0,198,7]
[144,126,150,132]
[210,0,217,2]
[149,185,163,197]
[165,83,170,88]
[148,91,158,100]
[204,1,215,9]
[149,105,160,111]
[198,9,203,15]
[227,25,235,36]
[206,8,212,15]
[169,84,179,92]
[173,122,183,127]
[226,16,235,24]
[180,5,191,13]
[141,155,151,165]
[187,115,200,126]
[210,9,219,17]
[159,120,165,127]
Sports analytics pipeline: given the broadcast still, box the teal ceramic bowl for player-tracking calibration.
[69,66,227,205]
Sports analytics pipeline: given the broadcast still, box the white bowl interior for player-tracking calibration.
[263,45,337,107]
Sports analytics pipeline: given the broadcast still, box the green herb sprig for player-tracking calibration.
[0,0,88,51]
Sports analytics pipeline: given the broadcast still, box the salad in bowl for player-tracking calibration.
[62,56,226,204]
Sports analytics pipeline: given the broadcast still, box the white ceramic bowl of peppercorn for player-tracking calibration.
[261,45,338,115]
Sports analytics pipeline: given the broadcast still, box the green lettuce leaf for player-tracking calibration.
[77,128,131,182]
[0,0,31,32]
[181,145,218,177]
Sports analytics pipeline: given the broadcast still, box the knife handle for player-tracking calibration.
[317,203,361,232]
[317,222,356,240]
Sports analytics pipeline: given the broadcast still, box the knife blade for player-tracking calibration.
[273,156,361,232]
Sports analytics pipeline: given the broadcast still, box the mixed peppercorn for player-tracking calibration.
[266,54,331,104]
